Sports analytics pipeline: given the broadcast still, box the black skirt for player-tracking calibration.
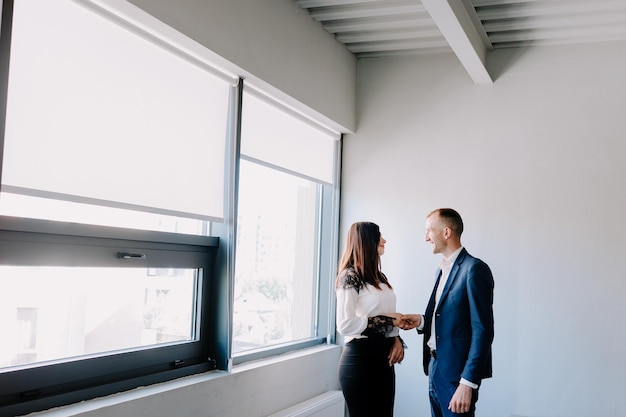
[338,336,396,417]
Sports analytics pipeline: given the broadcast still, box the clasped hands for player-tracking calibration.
[387,313,422,330]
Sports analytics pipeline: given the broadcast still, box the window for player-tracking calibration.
[233,161,320,352]
[0,218,218,416]
[232,88,340,362]
[2,266,198,369]
[0,0,341,414]
[0,0,230,414]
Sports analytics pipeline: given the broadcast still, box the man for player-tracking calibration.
[401,208,494,416]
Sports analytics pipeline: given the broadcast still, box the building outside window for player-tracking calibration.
[233,161,319,352]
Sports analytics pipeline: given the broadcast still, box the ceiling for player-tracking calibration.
[294,0,626,83]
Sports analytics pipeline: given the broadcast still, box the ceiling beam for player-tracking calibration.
[421,0,493,84]
[347,37,450,53]
[336,28,444,44]
[323,14,436,33]
[308,1,426,21]
[476,1,626,20]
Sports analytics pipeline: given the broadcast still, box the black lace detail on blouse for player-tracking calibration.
[337,268,364,293]
[338,267,396,338]
[361,315,394,338]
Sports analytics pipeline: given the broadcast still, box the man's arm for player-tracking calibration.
[461,261,494,384]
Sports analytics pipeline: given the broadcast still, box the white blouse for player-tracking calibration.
[336,269,399,343]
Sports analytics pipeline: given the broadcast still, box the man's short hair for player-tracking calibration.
[429,208,464,237]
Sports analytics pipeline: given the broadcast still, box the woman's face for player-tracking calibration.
[378,235,387,256]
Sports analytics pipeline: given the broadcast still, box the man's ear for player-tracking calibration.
[443,226,451,239]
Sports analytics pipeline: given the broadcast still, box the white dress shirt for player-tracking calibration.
[336,278,399,344]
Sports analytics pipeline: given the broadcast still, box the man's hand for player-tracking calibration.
[448,384,472,414]
[398,314,422,330]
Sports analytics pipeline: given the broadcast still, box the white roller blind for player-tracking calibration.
[240,90,338,185]
[1,0,234,221]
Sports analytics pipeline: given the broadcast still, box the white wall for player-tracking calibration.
[126,0,357,133]
[342,41,626,417]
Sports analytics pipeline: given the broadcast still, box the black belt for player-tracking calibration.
[430,349,437,359]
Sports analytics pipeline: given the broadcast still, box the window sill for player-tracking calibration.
[26,344,341,417]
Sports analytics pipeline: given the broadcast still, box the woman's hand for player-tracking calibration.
[384,312,403,327]
[388,336,405,366]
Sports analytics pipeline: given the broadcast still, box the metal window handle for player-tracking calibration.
[117,252,147,260]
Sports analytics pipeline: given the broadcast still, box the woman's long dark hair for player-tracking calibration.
[335,222,391,289]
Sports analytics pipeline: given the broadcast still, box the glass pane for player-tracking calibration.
[0,193,208,236]
[0,266,198,370]
[233,161,319,353]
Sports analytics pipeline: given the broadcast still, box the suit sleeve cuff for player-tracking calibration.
[460,378,478,389]
[417,314,425,331]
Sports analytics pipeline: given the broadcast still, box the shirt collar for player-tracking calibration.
[441,246,463,269]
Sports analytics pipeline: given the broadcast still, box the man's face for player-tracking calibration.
[425,214,446,255]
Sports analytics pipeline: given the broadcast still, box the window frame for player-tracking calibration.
[0,216,219,416]
[231,165,326,363]
[230,86,342,364]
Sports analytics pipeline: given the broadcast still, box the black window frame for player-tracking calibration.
[0,216,219,416]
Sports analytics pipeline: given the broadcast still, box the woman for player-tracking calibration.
[335,222,405,417]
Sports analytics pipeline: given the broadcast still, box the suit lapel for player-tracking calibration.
[426,269,442,316]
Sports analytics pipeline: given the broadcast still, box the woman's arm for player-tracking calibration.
[335,287,368,336]
[387,336,405,366]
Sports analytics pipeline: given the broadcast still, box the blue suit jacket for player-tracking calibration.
[418,248,494,385]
